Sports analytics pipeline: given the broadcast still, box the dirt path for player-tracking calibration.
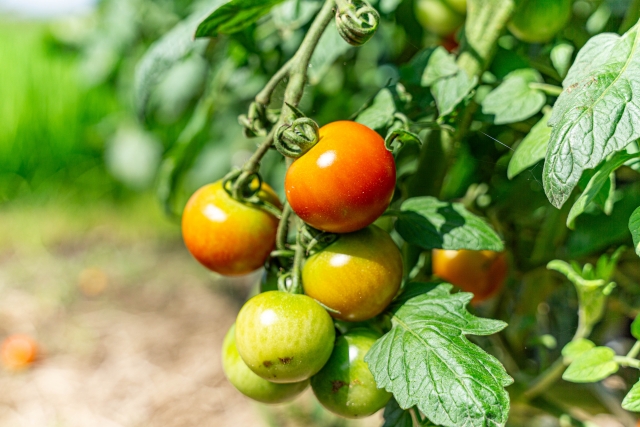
[0,203,377,427]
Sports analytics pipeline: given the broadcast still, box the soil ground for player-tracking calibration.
[0,199,379,427]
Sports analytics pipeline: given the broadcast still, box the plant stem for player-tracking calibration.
[529,82,563,97]
[291,229,306,294]
[233,0,335,195]
[276,202,293,251]
[628,341,640,359]
[522,322,593,401]
[615,356,640,369]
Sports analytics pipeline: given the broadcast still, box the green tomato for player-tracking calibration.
[508,0,572,43]
[443,0,466,15]
[222,324,309,404]
[311,328,391,418]
[415,0,465,37]
[235,291,336,383]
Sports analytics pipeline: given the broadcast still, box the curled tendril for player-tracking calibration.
[298,225,338,255]
[238,102,278,138]
[222,170,282,218]
[274,117,320,158]
[277,272,294,293]
[335,0,380,46]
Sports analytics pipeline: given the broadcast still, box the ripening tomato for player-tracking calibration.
[415,0,465,37]
[235,291,335,383]
[508,0,571,43]
[443,0,466,14]
[303,225,403,322]
[222,324,309,404]
[311,328,391,418]
[432,249,508,303]
[285,121,396,234]
[181,180,281,276]
[1,334,38,371]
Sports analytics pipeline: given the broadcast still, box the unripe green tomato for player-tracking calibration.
[443,0,467,15]
[235,291,336,383]
[311,328,391,418]
[222,324,309,404]
[415,0,465,37]
[508,0,571,43]
[303,225,403,322]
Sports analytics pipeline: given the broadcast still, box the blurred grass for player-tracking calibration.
[0,19,121,203]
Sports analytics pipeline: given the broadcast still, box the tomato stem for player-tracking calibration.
[276,202,293,251]
[232,0,335,198]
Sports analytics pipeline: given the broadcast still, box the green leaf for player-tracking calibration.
[134,6,218,118]
[421,47,459,87]
[561,338,596,362]
[395,197,504,251]
[562,346,619,383]
[550,43,575,78]
[365,284,512,427]
[543,23,640,209]
[356,89,397,130]
[481,69,546,125]
[567,151,640,228]
[195,0,287,38]
[632,314,640,340]
[629,206,640,257]
[431,70,478,117]
[623,380,640,412]
[507,108,552,179]
[382,398,414,427]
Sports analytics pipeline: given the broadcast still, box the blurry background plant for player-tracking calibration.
[2,0,640,425]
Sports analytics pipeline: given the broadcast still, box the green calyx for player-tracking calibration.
[335,0,380,47]
[274,117,320,158]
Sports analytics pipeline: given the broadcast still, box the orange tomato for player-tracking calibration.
[181,180,281,276]
[285,121,396,234]
[303,225,403,321]
[1,334,38,371]
[432,249,508,303]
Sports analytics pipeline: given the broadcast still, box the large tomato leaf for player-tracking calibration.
[134,2,223,118]
[394,197,504,251]
[481,69,546,125]
[195,0,286,38]
[543,22,640,209]
[507,108,552,179]
[365,284,512,427]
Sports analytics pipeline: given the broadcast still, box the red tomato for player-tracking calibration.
[302,225,403,321]
[432,249,508,303]
[285,121,396,234]
[1,334,38,371]
[182,180,281,276]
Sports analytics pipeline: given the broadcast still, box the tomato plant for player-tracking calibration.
[234,291,335,383]
[181,180,281,276]
[311,328,391,418]
[222,324,309,403]
[285,121,396,234]
[302,225,403,322]
[1,334,38,371]
[432,249,508,303]
[507,0,572,43]
[128,0,640,424]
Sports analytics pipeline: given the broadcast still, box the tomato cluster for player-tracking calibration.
[180,121,401,415]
